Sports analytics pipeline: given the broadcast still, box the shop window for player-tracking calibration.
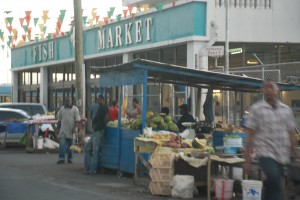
[162,47,175,64]
[147,50,160,62]
[134,52,147,59]
[64,64,73,81]
[56,65,64,82]
[176,45,187,67]
[106,57,116,66]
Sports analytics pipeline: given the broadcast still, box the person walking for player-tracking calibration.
[84,95,108,174]
[57,97,80,164]
[243,80,299,200]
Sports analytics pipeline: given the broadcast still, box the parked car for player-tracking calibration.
[0,102,54,131]
[0,102,48,116]
[0,108,31,144]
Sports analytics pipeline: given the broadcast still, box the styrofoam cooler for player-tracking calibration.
[214,179,234,200]
[242,180,262,200]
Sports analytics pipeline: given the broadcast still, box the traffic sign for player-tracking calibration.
[206,46,224,58]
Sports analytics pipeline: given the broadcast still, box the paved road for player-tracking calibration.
[0,147,208,200]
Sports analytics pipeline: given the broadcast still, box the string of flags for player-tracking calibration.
[0,1,177,49]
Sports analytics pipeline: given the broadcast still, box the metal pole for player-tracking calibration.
[73,0,84,116]
[225,0,230,124]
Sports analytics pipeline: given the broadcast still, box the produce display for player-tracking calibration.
[107,111,179,132]
[143,128,177,139]
[162,135,191,148]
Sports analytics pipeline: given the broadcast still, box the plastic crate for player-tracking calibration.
[149,168,174,182]
[150,153,174,168]
[149,181,171,196]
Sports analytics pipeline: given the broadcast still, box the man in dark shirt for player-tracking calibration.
[84,95,108,174]
[176,104,195,132]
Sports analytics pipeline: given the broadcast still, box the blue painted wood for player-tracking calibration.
[99,69,145,87]
[142,70,148,130]
[101,127,120,169]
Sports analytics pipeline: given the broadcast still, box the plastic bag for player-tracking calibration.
[171,175,194,199]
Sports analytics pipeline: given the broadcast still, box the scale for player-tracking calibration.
[180,122,196,139]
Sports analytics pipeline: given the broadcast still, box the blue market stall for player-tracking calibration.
[97,59,300,174]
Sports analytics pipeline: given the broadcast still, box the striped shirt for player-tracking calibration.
[245,99,296,164]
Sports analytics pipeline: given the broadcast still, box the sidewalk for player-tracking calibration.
[0,148,211,200]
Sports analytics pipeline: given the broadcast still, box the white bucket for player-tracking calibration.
[242,180,262,200]
[214,179,234,200]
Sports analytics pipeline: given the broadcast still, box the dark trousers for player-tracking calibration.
[259,157,284,200]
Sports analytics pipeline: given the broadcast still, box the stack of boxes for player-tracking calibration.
[149,151,175,196]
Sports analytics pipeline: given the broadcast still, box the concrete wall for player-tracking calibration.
[212,0,300,43]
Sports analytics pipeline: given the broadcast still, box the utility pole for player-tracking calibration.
[225,0,230,124]
[73,0,85,117]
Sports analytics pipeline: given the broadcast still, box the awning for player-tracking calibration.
[95,59,300,92]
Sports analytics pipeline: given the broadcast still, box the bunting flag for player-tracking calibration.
[19,18,25,26]
[143,4,149,12]
[8,35,13,43]
[60,32,64,36]
[17,40,24,47]
[155,3,163,12]
[22,25,28,33]
[47,33,52,39]
[6,26,12,34]
[123,9,128,18]
[6,17,14,26]
[43,26,47,33]
[172,1,176,7]
[107,7,115,19]
[1,36,4,43]
[128,6,134,15]
[0,30,3,38]
[25,15,31,25]
[22,35,26,41]
[12,28,18,37]
[56,20,62,31]
[98,21,103,29]
[25,11,32,17]
[116,14,122,22]
[131,13,135,19]
[39,24,44,32]
[34,18,39,26]
[59,10,66,22]
[136,6,141,12]
[1,45,4,50]
[42,15,48,24]
[52,33,57,39]
[27,27,32,36]
[103,17,108,25]
[95,15,100,23]
[43,10,49,17]
[88,19,94,27]
[92,11,97,20]
[26,35,31,41]
[7,41,11,48]
[4,18,8,27]
[4,11,12,14]
[35,36,39,42]
[82,16,87,25]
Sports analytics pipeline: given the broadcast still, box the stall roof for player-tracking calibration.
[95,59,300,92]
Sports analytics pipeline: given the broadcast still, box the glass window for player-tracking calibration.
[64,64,72,81]
[56,65,64,82]
[176,45,187,67]
[48,67,56,83]
[116,55,123,64]
[32,72,38,85]
[106,57,116,66]
[162,47,175,64]
[147,50,160,62]
[134,51,147,59]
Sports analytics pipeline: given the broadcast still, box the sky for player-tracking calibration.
[0,0,124,84]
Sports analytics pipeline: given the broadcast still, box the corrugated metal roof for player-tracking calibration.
[95,59,300,92]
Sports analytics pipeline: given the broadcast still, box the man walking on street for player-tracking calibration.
[57,97,81,164]
[243,80,299,200]
[84,95,108,174]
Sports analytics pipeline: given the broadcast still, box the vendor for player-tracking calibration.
[176,104,195,132]
[125,98,142,119]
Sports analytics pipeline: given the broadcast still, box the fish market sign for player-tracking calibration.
[33,41,55,63]
[98,17,153,50]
